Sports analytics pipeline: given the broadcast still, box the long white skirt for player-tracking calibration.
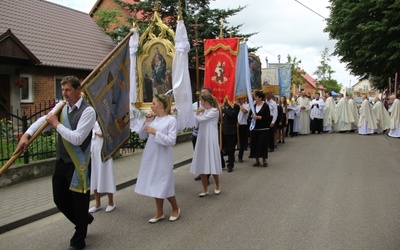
[358,119,374,135]
[90,138,116,194]
[388,123,400,138]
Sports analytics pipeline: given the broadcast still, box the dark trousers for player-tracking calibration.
[310,118,323,133]
[52,159,91,249]
[269,126,276,150]
[288,119,294,136]
[238,124,249,159]
[192,134,197,149]
[223,134,237,170]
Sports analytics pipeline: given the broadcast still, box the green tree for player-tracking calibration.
[286,54,306,88]
[314,47,341,93]
[94,8,121,32]
[325,0,400,91]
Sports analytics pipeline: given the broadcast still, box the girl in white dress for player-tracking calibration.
[89,121,116,213]
[135,94,180,223]
[190,93,222,197]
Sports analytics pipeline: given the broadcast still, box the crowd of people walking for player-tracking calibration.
[13,75,400,250]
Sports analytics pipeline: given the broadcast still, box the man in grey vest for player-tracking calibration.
[15,76,96,250]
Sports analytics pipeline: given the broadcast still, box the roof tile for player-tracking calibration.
[0,0,116,70]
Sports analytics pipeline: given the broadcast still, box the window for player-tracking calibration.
[20,74,34,103]
[55,76,63,102]
[363,85,368,91]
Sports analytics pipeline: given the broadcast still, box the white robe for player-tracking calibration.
[310,98,324,119]
[358,99,377,135]
[372,101,390,133]
[297,96,310,134]
[90,121,116,194]
[135,115,177,199]
[334,97,354,132]
[348,98,359,130]
[289,104,300,133]
[323,96,337,132]
[388,99,400,138]
[190,108,222,175]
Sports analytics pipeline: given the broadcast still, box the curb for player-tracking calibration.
[0,158,192,234]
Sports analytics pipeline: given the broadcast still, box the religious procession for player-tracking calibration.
[2,0,400,249]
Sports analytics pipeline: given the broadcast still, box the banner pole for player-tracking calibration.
[81,31,133,88]
[0,31,134,175]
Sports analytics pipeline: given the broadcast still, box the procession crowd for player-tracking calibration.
[13,75,400,250]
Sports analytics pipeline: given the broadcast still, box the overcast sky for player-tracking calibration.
[47,0,359,88]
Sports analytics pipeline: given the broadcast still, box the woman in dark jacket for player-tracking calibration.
[248,91,272,167]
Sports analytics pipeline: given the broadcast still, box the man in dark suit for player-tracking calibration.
[221,99,240,172]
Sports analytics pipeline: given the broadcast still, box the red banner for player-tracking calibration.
[204,38,239,105]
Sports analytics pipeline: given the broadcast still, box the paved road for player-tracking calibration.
[1,133,400,249]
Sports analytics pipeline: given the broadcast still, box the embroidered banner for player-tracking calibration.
[204,38,239,104]
[85,40,130,162]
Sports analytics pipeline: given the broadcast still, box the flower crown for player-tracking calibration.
[154,89,173,109]
[200,93,215,105]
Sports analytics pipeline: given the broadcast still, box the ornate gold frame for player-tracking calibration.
[248,53,262,90]
[136,7,175,109]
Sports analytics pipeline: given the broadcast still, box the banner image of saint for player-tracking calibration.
[249,54,261,89]
[142,45,173,100]
[204,38,239,104]
[85,41,130,161]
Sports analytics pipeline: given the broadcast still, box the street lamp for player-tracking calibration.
[265,56,268,68]
[277,54,281,64]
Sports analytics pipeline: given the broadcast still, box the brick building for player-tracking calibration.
[0,0,115,115]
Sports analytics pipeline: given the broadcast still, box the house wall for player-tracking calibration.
[352,79,380,98]
[292,83,317,97]
[1,65,90,115]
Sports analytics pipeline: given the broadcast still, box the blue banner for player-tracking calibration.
[235,43,247,98]
[85,41,130,161]
[278,65,292,98]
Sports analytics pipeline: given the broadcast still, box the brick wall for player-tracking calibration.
[19,67,90,115]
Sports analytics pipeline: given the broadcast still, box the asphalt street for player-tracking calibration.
[1,133,400,250]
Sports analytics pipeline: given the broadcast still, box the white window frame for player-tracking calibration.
[20,74,34,103]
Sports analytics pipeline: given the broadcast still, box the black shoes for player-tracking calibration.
[88,214,94,224]
[227,168,233,172]
[238,158,243,163]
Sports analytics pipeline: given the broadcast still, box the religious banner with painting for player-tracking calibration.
[262,68,280,95]
[84,39,130,161]
[204,38,239,105]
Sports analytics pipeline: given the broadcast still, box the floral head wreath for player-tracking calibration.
[154,89,173,109]
[200,93,215,106]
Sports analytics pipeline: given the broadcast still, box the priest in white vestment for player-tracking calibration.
[309,93,324,134]
[334,94,355,132]
[388,95,400,138]
[323,92,337,133]
[347,97,359,131]
[372,97,390,133]
[287,97,299,136]
[297,91,310,134]
[358,95,377,135]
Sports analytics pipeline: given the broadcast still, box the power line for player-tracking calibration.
[247,39,276,57]
[294,0,326,20]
